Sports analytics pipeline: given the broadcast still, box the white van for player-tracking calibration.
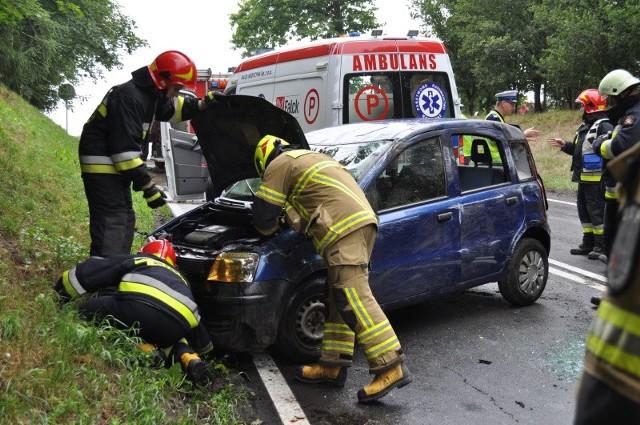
[225,33,462,132]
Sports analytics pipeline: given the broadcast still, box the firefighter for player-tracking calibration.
[79,50,222,256]
[53,239,214,386]
[574,142,640,423]
[487,90,540,143]
[548,89,612,259]
[592,69,640,264]
[251,135,411,404]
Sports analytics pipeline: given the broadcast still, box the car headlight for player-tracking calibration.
[207,252,260,283]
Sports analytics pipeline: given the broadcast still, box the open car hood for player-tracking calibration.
[190,95,309,197]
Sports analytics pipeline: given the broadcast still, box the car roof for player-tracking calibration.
[306,118,525,147]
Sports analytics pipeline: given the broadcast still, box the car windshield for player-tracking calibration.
[222,178,261,200]
[312,140,392,181]
[222,140,392,201]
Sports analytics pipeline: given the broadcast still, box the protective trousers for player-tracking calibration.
[79,295,211,366]
[79,295,190,348]
[577,183,605,241]
[82,174,135,256]
[319,224,405,373]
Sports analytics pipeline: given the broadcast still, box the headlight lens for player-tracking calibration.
[207,252,259,283]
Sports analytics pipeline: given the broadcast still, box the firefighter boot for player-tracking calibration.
[357,363,412,404]
[295,364,347,387]
[181,352,214,387]
[570,233,594,255]
[587,235,604,260]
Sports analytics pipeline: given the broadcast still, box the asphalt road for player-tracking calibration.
[213,191,607,425]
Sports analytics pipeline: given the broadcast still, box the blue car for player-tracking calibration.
[151,96,550,362]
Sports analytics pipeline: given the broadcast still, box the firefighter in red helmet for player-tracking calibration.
[78,50,224,257]
[548,89,612,262]
[53,240,215,386]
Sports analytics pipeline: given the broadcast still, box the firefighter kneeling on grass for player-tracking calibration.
[251,135,412,404]
[53,240,215,387]
[574,142,640,423]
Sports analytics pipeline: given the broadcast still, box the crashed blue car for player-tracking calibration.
[150,95,551,362]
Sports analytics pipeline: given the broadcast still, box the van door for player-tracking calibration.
[161,122,208,201]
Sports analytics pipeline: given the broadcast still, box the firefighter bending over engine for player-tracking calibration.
[251,135,412,404]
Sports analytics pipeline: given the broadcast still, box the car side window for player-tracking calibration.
[375,137,446,210]
[509,142,534,181]
[454,134,510,192]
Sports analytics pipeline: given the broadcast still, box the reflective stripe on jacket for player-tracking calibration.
[78,67,203,190]
[60,254,200,329]
[255,150,378,255]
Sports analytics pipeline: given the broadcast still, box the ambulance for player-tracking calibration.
[224,31,462,132]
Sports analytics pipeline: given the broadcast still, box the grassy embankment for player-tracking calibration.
[0,84,248,424]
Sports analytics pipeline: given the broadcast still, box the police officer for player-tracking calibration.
[487,90,540,142]
[574,142,640,423]
[548,89,612,259]
[592,69,640,264]
[79,50,221,257]
[251,135,411,404]
[53,239,214,386]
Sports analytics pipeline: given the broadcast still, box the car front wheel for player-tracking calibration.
[498,238,548,306]
[274,277,326,363]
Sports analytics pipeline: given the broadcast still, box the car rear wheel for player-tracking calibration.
[275,277,327,363]
[498,238,548,306]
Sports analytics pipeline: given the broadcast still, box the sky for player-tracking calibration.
[46,0,423,136]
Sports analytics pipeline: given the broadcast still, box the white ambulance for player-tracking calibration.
[225,32,462,132]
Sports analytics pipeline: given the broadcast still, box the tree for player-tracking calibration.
[534,0,640,107]
[411,0,547,114]
[0,0,146,111]
[230,0,379,57]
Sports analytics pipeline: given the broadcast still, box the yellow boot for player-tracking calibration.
[295,364,347,387]
[357,363,412,403]
[180,353,214,387]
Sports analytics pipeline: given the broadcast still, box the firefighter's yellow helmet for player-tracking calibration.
[254,135,290,177]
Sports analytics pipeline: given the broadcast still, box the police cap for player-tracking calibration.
[495,90,518,102]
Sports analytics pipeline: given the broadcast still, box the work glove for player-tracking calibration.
[202,91,228,110]
[53,277,72,305]
[143,184,167,209]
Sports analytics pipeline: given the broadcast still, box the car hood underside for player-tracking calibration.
[190,95,309,197]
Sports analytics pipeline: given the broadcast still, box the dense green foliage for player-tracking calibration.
[411,0,640,114]
[0,84,248,424]
[0,0,146,111]
[230,0,379,57]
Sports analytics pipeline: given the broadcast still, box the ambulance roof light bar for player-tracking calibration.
[371,29,383,37]
[407,30,419,38]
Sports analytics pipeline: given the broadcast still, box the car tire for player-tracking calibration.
[498,238,548,306]
[274,277,327,363]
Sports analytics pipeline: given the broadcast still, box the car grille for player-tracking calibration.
[176,257,214,282]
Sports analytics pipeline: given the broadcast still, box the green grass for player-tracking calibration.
[0,84,248,424]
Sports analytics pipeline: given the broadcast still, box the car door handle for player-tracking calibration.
[437,211,453,222]
[506,196,517,206]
